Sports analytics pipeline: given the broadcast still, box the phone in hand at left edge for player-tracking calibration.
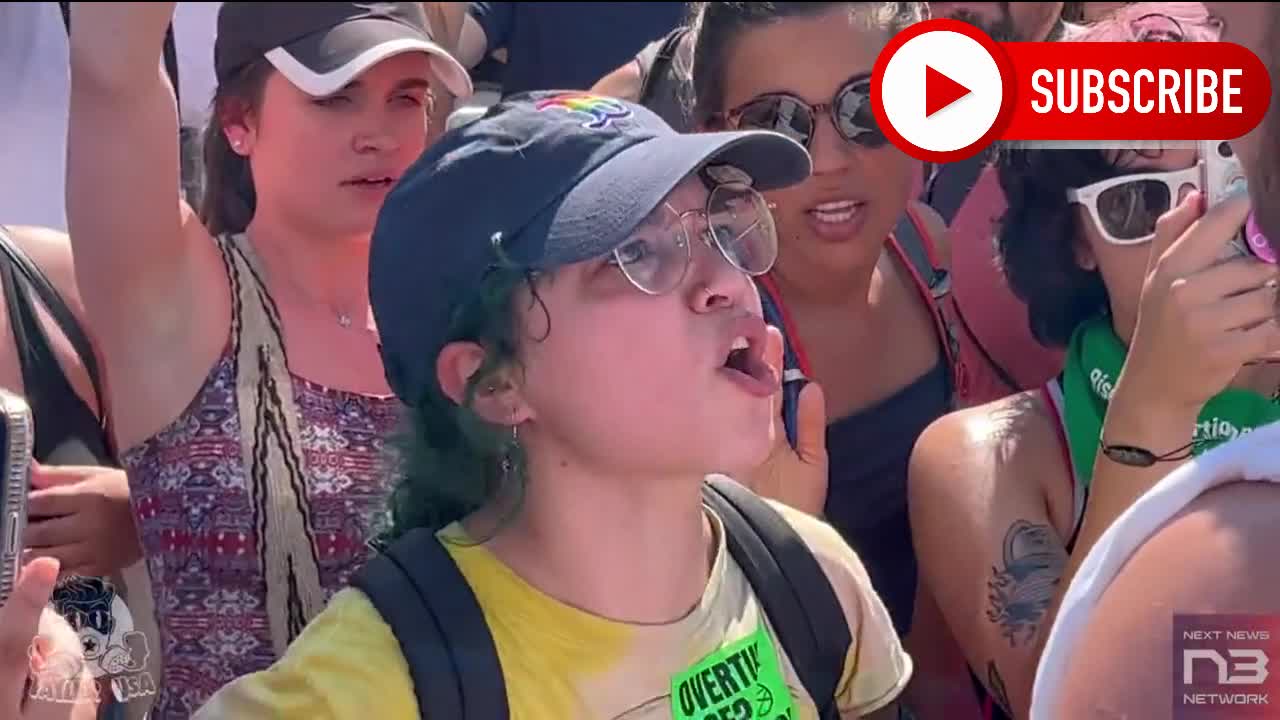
[0,388,33,606]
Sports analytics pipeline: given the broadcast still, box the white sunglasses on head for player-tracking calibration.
[1066,165,1201,245]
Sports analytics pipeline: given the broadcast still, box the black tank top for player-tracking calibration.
[0,229,110,466]
[823,361,950,636]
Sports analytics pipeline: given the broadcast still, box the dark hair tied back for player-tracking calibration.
[198,59,272,237]
[687,2,926,125]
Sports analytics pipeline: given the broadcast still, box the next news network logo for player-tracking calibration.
[1175,614,1280,719]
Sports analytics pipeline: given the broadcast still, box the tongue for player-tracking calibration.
[735,352,775,385]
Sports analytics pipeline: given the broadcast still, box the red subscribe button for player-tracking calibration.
[870,19,1272,162]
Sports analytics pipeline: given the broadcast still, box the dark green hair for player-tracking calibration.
[378,265,545,543]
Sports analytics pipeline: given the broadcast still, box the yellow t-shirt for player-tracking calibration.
[193,501,911,719]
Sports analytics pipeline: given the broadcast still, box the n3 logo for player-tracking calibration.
[1183,649,1271,685]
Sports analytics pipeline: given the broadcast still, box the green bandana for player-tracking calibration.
[1061,316,1280,489]
[670,623,797,720]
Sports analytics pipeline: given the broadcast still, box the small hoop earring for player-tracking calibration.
[501,423,519,475]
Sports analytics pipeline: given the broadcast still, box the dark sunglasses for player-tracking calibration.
[1130,13,1186,42]
[714,76,887,150]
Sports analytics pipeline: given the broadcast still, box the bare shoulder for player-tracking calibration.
[1053,481,1280,718]
[910,390,1060,492]
[590,59,644,103]
[3,225,85,318]
[1101,480,1280,608]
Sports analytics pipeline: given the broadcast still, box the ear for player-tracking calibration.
[1073,235,1099,271]
[218,98,258,156]
[1067,205,1100,271]
[435,341,534,426]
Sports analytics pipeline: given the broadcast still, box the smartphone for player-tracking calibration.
[1199,140,1254,261]
[0,389,33,605]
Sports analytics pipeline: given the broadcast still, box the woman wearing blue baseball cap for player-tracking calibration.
[158,91,908,718]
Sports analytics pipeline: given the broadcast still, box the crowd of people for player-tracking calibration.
[0,2,1277,719]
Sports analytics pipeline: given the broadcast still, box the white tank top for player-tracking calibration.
[1030,420,1280,718]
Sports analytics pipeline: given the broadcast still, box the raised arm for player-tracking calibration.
[908,394,1077,719]
[65,2,230,450]
[457,3,508,70]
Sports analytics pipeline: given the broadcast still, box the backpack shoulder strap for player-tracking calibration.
[637,27,687,106]
[349,529,509,720]
[0,227,107,430]
[893,211,951,303]
[163,23,181,108]
[922,153,990,225]
[891,211,967,403]
[702,477,851,719]
[755,276,809,450]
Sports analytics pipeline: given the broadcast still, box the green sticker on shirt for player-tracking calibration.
[671,624,797,720]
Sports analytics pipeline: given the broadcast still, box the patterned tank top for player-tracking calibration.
[120,234,402,718]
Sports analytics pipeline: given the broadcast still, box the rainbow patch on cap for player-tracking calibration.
[535,93,632,129]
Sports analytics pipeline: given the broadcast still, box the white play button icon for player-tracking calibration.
[871,19,1014,162]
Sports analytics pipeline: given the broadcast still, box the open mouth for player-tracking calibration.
[719,318,778,397]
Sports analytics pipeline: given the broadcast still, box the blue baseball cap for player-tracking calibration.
[370,90,812,406]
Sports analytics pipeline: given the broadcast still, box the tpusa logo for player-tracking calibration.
[1175,614,1280,719]
[28,577,156,706]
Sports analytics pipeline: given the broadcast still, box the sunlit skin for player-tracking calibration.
[714,8,942,423]
[230,52,435,245]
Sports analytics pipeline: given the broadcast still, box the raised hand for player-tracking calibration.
[1116,191,1280,414]
[740,326,830,517]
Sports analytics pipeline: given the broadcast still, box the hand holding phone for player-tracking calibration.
[0,389,33,606]
[1200,140,1276,265]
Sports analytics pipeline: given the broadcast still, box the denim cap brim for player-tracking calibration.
[370,91,812,407]
[504,128,812,270]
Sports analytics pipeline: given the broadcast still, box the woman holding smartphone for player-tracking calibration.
[909,136,1280,718]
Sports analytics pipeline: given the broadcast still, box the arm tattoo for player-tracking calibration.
[987,661,1013,716]
[985,519,1067,647]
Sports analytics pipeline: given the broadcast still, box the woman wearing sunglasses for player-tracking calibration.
[686,5,989,701]
[908,133,1280,718]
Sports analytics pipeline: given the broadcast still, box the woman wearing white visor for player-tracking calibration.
[60,3,469,716]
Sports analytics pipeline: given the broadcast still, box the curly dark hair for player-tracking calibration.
[378,266,544,541]
[994,147,1129,348]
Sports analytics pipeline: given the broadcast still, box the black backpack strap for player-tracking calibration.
[921,153,990,225]
[349,529,508,720]
[637,27,687,107]
[893,213,950,303]
[702,477,850,719]
[162,23,181,108]
[915,155,1026,394]
[0,227,107,429]
[893,215,962,397]
[60,2,180,108]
